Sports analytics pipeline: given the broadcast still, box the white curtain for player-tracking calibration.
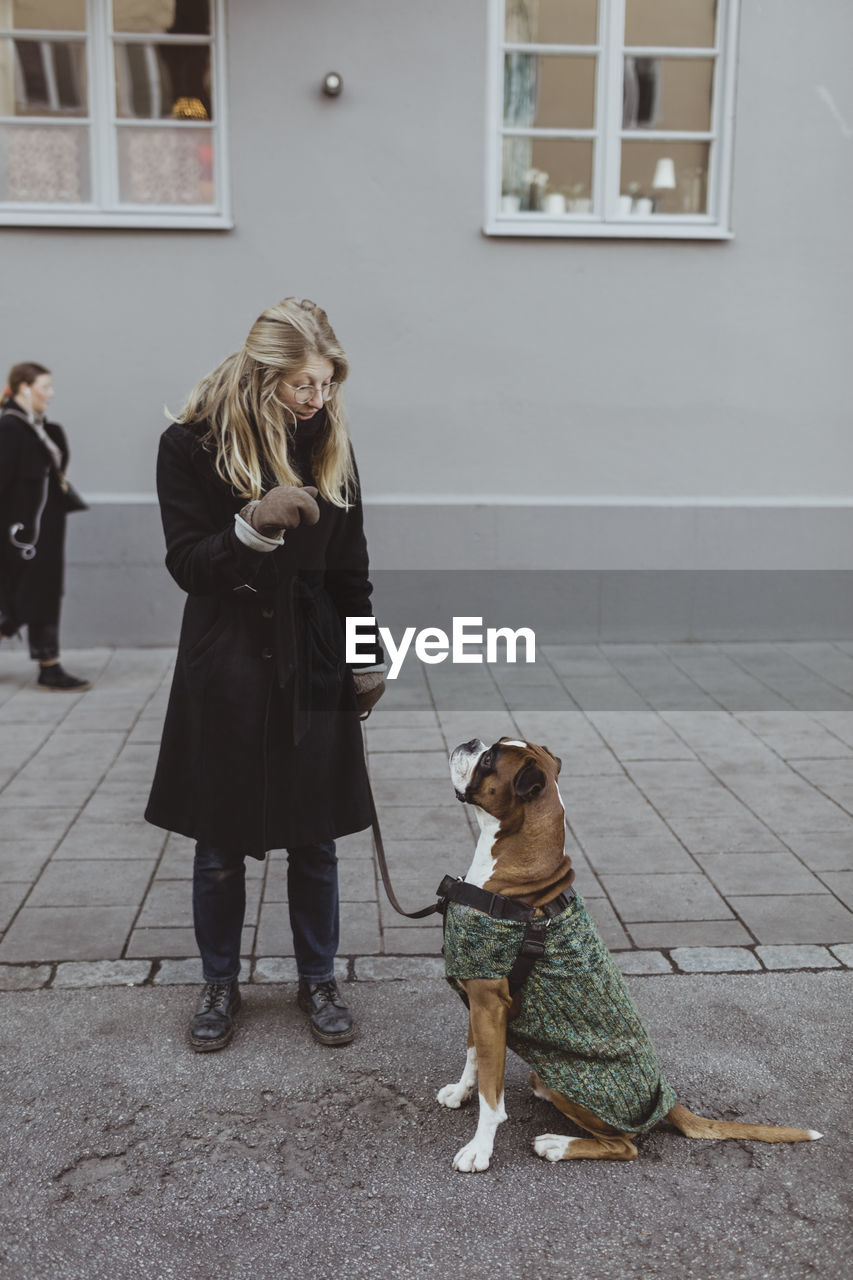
[503,0,538,201]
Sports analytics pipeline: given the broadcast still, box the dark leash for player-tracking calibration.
[367,779,442,919]
[366,776,576,997]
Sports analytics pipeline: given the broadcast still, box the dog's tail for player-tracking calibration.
[666,1103,822,1144]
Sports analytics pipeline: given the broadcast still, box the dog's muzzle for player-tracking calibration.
[450,739,487,804]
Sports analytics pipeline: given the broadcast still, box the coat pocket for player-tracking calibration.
[186,614,229,669]
[310,623,342,673]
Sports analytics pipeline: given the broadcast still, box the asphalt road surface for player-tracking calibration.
[1,972,849,1280]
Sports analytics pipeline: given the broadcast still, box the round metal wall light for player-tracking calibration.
[322,72,343,97]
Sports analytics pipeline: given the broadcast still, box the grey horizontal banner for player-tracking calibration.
[365,570,853,712]
[370,570,853,646]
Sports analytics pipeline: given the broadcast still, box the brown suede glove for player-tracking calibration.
[353,670,386,718]
[248,485,320,536]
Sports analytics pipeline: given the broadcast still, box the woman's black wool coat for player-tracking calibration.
[0,402,69,631]
[144,420,382,858]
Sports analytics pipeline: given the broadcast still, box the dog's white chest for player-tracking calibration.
[464,810,500,888]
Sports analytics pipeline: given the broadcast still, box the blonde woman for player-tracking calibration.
[145,299,385,1052]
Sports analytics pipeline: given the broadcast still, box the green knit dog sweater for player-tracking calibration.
[443,895,677,1135]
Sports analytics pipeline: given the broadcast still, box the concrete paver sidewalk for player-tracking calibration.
[1,642,852,984]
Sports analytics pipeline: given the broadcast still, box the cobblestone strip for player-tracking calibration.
[1,945,850,990]
[54,960,153,987]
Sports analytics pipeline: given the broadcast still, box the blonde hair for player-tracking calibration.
[174,297,356,507]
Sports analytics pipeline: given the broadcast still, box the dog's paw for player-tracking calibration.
[437,1082,473,1109]
[533,1133,574,1162]
[452,1138,492,1173]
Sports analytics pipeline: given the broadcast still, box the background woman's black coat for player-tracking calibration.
[0,404,69,630]
[144,420,382,858]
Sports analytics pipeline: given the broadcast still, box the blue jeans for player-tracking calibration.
[192,841,339,984]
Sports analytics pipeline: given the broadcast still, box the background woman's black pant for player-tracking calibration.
[0,609,61,660]
[27,619,60,661]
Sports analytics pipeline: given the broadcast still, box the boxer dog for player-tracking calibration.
[438,736,822,1172]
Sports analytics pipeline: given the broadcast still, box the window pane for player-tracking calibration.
[112,0,210,35]
[502,136,594,211]
[620,140,710,213]
[117,124,213,203]
[625,0,717,48]
[505,0,598,45]
[6,1,86,30]
[1,39,87,116]
[623,57,714,131]
[0,123,90,200]
[504,54,596,129]
[115,42,211,119]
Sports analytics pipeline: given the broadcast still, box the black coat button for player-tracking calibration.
[261,648,273,659]
[261,608,274,619]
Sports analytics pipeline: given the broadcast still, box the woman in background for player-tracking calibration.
[0,362,90,691]
[145,298,385,1053]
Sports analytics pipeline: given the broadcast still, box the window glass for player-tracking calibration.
[0,122,90,200]
[623,56,714,132]
[114,41,211,118]
[112,0,210,35]
[489,0,734,235]
[0,0,225,224]
[505,0,598,45]
[1,39,87,116]
[620,140,710,213]
[6,1,86,30]
[503,136,594,211]
[625,0,717,48]
[504,53,596,130]
[116,123,213,202]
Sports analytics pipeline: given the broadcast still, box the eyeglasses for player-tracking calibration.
[281,380,338,405]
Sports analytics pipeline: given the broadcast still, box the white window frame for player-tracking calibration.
[485,0,739,240]
[0,0,231,228]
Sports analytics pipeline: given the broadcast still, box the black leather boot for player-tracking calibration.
[297,978,354,1046]
[188,980,241,1052]
[36,662,91,691]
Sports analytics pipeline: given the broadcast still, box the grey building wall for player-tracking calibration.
[2,0,852,645]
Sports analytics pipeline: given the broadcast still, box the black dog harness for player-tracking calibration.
[435,875,576,999]
[367,781,575,997]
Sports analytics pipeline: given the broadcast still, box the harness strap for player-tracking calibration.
[507,920,550,996]
[435,874,574,923]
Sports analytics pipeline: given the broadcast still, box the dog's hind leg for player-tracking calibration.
[665,1103,822,1144]
[534,1133,638,1162]
[437,1018,478,1109]
[530,1072,638,1163]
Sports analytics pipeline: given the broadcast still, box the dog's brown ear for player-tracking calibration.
[513,759,546,799]
[542,745,562,774]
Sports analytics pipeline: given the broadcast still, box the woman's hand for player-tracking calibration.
[251,485,320,536]
[353,670,386,718]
